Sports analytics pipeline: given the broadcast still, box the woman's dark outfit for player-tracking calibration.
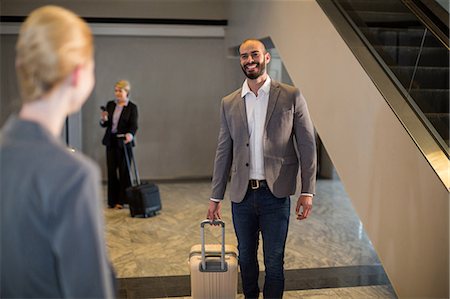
[101,99,138,208]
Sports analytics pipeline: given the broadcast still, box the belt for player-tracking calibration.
[249,180,267,190]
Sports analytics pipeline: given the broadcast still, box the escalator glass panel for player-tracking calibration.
[335,0,449,150]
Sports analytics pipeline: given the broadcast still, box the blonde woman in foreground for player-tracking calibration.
[0,6,116,298]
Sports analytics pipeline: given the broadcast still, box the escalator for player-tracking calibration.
[331,0,449,154]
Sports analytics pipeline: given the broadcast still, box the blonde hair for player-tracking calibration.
[15,6,93,103]
[115,80,131,96]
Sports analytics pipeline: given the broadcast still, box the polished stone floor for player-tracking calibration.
[102,179,397,298]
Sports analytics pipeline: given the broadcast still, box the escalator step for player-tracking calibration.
[338,0,408,13]
[389,66,449,89]
[348,10,421,27]
[360,27,443,47]
[410,89,449,113]
[374,45,449,67]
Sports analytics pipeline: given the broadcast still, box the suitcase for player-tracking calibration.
[126,182,161,218]
[121,137,162,218]
[189,220,238,299]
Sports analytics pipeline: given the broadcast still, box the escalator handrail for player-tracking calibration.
[401,0,450,50]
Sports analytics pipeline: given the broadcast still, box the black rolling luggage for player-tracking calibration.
[120,137,162,218]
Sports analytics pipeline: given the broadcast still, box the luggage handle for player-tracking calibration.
[200,219,225,271]
[118,135,140,186]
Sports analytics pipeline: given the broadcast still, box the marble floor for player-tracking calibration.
[102,179,397,298]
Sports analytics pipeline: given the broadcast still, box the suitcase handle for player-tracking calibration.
[200,219,225,271]
[118,136,140,186]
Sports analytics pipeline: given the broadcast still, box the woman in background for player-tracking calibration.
[100,80,138,209]
[0,6,115,298]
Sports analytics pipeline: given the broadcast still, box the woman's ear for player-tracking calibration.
[70,65,82,87]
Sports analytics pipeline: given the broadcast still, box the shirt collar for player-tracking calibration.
[241,76,271,98]
[115,98,129,106]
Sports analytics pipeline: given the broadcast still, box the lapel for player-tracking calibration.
[108,102,116,116]
[237,89,249,137]
[264,81,281,130]
[121,104,129,120]
[118,102,131,126]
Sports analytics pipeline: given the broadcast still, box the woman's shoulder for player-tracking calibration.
[44,142,99,179]
[128,100,138,108]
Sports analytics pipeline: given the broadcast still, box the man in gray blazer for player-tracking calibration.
[207,39,316,299]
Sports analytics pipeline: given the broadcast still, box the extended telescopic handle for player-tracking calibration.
[200,219,225,271]
[117,135,140,186]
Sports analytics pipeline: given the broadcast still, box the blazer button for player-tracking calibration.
[245,163,249,167]
[246,143,249,146]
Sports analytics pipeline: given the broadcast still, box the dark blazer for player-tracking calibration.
[211,80,317,203]
[101,100,138,147]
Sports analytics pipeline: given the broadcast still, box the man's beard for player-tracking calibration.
[241,60,266,80]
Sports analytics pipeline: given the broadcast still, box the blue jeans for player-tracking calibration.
[232,184,290,299]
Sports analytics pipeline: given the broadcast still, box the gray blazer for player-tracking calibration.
[0,116,115,298]
[211,80,316,203]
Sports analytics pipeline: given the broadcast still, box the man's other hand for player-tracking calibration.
[296,195,313,220]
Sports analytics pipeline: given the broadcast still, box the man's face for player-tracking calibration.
[239,41,270,80]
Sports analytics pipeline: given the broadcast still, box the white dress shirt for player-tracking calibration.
[241,77,271,180]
